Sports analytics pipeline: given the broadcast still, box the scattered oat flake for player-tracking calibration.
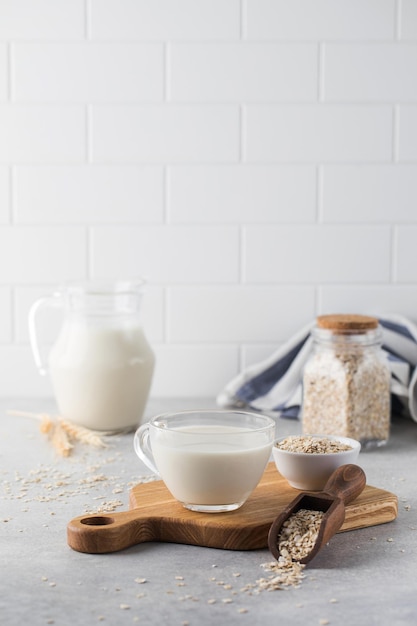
[238,608,248,614]
[134,577,147,584]
[387,538,394,542]
[119,604,130,610]
[329,598,338,603]
[222,598,233,604]
[207,599,216,604]
[175,575,184,580]
[319,620,330,625]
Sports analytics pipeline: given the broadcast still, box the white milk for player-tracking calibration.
[48,320,155,431]
[151,425,272,505]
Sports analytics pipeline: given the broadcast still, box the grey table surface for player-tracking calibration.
[1,397,417,626]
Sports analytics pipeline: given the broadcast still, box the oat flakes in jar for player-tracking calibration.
[302,314,390,448]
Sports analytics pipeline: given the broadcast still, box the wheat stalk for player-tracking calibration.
[59,419,108,448]
[50,422,74,457]
[7,410,109,456]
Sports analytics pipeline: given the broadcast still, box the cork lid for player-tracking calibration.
[316,314,378,332]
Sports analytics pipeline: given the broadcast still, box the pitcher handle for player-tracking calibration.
[28,294,62,376]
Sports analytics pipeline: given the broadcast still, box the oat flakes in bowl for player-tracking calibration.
[272,434,361,491]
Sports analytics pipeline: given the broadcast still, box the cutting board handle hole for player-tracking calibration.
[80,516,114,526]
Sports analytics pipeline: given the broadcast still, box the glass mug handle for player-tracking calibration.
[133,424,160,476]
[28,293,62,376]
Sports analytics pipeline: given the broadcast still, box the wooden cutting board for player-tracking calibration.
[67,462,398,554]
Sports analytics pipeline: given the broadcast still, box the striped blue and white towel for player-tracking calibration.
[217,313,417,423]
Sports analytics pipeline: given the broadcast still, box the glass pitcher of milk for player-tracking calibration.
[28,280,155,432]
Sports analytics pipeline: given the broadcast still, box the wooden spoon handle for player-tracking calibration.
[67,509,158,554]
[322,464,366,505]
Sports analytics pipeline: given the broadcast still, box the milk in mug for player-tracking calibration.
[151,425,272,506]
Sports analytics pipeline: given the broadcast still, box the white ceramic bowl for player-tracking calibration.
[272,434,361,491]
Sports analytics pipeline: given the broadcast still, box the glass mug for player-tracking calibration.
[29,280,155,432]
[134,410,275,513]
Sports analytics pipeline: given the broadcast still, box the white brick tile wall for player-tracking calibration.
[0,227,87,282]
[151,345,239,397]
[0,105,85,163]
[0,287,12,342]
[90,0,240,40]
[169,43,318,102]
[245,0,396,41]
[13,43,164,103]
[319,286,417,320]
[168,286,315,342]
[322,165,417,222]
[395,226,417,283]
[398,106,417,160]
[0,166,10,222]
[324,44,417,101]
[91,225,240,284]
[0,0,85,40]
[244,105,393,162]
[168,165,316,223]
[244,225,391,284]
[0,44,7,101]
[0,1,416,399]
[91,105,240,163]
[15,166,164,223]
[400,0,417,39]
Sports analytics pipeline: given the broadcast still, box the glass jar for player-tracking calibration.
[302,314,390,448]
[29,280,155,432]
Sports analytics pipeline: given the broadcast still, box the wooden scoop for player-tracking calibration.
[268,463,366,564]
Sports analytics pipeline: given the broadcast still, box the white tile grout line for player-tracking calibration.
[85,0,93,41]
[395,0,402,40]
[164,42,170,103]
[239,0,246,40]
[6,42,12,103]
